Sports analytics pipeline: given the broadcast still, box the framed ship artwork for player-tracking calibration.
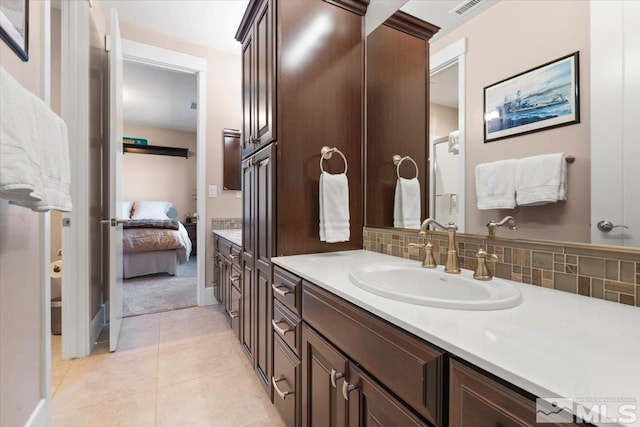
[0,0,29,61]
[483,52,579,143]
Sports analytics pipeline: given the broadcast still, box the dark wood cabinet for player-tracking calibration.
[223,128,241,191]
[242,144,276,396]
[301,324,348,427]
[274,334,301,427]
[449,360,577,427]
[239,0,275,158]
[347,363,429,427]
[365,12,439,228]
[213,234,242,341]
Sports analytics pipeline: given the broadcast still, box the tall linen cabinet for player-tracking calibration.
[235,0,368,399]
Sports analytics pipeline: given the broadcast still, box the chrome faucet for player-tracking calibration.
[487,216,518,237]
[419,218,460,274]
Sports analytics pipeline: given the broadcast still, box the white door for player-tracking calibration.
[591,1,640,247]
[108,9,124,351]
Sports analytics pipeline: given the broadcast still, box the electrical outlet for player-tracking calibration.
[235,191,242,198]
[208,185,217,198]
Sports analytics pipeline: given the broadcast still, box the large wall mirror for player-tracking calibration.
[364,0,640,250]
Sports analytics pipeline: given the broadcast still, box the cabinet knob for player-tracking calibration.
[342,380,360,401]
[330,369,344,388]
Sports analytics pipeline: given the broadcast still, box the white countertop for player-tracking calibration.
[212,229,242,247]
[272,250,640,426]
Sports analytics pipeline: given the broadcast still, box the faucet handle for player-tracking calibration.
[474,248,498,280]
[409,242,438,268]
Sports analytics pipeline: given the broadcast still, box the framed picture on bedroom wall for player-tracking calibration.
[483,52,580,143]
[0,0,29,61]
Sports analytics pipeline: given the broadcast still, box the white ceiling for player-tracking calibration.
[123,61,197,132]
[100,0,249,55]
[400,0,499,41]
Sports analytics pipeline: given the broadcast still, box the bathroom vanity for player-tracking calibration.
[270,250,640,427]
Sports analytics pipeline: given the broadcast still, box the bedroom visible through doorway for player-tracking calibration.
[121,60,198,317]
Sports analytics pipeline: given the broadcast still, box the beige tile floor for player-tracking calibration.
[51,305,286,427]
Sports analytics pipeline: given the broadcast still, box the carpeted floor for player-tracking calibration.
[123,257,197,317]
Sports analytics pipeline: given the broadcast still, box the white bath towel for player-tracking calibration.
[393,177,421,229]
[475,159,516,210]
[319,172,350,243]
[448,130,460,154]
[515,153,567,206]
[0,66,72,212]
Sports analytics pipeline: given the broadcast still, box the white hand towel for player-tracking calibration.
[0,66,72,212]
[515,153,567,206]
[475,159,516,210]
[393,177,421,229]
[448,130,460,154]
[319,172,350,243]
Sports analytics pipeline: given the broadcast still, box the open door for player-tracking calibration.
[107,8,124,351]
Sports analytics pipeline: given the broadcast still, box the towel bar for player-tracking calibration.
[565,155,575,164]
[320,146,348,175]
[392,154,419,179]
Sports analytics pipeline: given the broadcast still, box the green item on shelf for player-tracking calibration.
[123,137,148,146]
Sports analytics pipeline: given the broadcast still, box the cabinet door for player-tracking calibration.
[253,0,276,149]
[241,34,255,157]
[273,335,301,427]
[449,360,576,427]
[242,156,256,362]
[301,325,349,427]
[346,364,428,427]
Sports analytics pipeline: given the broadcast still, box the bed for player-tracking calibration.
[122,201,192,279]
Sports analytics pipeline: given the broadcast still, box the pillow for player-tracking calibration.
[131,201,172,220]
[121,201,133,219]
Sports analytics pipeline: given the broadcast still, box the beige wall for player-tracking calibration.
[431,0,590,243]
[430,103,458,138]
[117,21,242,286]
[0,4,45,426]
[123,124,197,219]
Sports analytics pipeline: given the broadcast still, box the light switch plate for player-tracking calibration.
[236,191,242,198]
[208,185,217,198]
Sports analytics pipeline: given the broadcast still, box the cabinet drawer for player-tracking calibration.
[303,283,443,426]
[273,300,300,357]
[231,245,242,268]
[229,286,241,339]
[230,265,241,292]
[273,266,301,316]
[273,335,300,427]
[219,238,241,264]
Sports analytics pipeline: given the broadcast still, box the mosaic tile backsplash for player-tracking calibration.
[211,218,242,230]
[363,227,640,307]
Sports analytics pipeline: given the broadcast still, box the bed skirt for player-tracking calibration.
[123,250,178,279]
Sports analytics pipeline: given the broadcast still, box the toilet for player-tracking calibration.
[50,260,62,335]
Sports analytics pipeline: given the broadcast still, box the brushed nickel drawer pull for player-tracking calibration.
[250,136,259,144]
[272,284,294,297]
[342,380,360,401]
[272,319,294,337]
[272,376,293,400]
[330,369,344,388]
[229,253,239,260]
[229,310,239,319]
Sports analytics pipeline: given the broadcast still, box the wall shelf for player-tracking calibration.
[123,143,189,158]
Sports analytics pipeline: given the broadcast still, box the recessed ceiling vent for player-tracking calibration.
[450,0,486,17]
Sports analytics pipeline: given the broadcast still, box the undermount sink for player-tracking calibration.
[349,263,522,310]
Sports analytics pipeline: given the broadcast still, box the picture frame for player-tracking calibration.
[483,52,579,143]
[0,0,29,61]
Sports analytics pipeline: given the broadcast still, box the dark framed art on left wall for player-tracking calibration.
[0,0,29,61]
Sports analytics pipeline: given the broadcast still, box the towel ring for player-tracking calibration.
[392,154,419,179]
[320,146,348,175]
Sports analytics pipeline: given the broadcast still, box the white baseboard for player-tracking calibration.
[24,399,50,427]
[202,286,215,306]
[90,304,105,348]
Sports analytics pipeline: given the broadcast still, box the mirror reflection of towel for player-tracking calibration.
[319,172,350,243]
[394,177,421,229]
[475,159,516,210]
[516,153,567,206]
